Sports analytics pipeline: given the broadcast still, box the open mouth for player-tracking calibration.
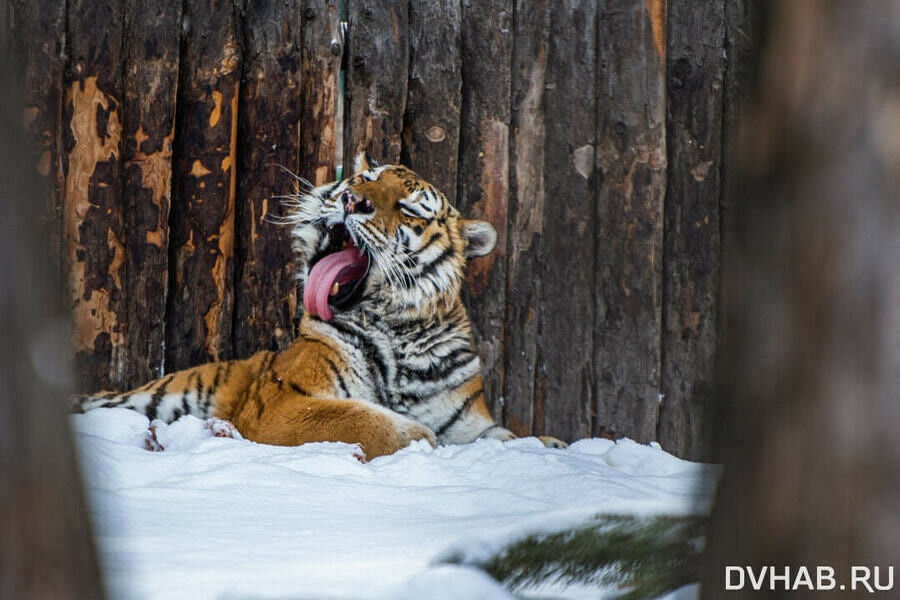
[303,223,370,321]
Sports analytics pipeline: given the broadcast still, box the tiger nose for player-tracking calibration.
[342,191,374,215]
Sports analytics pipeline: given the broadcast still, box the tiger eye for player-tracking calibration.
[413,225,424,235]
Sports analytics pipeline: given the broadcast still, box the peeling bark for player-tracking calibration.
[122,0,181,387]
[232,0,303,358]
[300,0,342,186]
[167,0,241,370]
[63,0,126,391]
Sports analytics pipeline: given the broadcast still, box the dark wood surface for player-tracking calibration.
[300,0,342,187]
[456,0,513,421]
[593,0,668,445]
[9,0,66,277]
[7,0,763,458]
[166,0,242,372]
[121,0,182,387]
[536,0,598,440]
[658,0,726,459]
[401,0,462,204]
[232,0,303,359]
[343,0,408,170]
[503,0,551,436]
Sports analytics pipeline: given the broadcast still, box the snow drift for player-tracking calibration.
[71,408,716,599]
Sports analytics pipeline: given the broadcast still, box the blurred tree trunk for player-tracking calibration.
[0,36,106,599]
[704,1,900,597]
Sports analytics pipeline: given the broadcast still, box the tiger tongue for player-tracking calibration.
[304,246,368,321]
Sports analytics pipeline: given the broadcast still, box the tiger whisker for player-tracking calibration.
[269,163,317,192]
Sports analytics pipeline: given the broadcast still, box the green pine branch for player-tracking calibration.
[442,514,706,600]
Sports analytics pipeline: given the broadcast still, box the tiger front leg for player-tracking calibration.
[233,393,436,460]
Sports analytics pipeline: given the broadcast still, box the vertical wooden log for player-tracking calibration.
[534,0,597,441]
[63,0,126,392]
[343,0,408,168]
[0,68,105,598]
[657,1,724,459]
[121,0,181,387]
[401,0,462,203]
[502,0,551,436]
[593,0,667,443]
[232,0,303,358]
[457,0,513,420]
[167,0,241,371]
[300,0,342,186]
[9,0,66,276]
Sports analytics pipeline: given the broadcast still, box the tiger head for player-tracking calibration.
[287,154,497,321]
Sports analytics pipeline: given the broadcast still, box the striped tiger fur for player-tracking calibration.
[75,154,565,458]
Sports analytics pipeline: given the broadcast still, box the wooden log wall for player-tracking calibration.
[7,0,758,460]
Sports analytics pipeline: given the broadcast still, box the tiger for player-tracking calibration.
[74,153,566,459]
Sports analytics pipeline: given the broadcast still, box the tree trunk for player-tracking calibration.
[704,2,900,596]
[299,0,342,187]
[0,47,106,599]
[9,0,66,277]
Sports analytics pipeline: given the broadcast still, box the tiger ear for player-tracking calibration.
[353,152,379,174]
[460,219,497,258]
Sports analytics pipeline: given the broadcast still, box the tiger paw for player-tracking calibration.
[402,421,437,448]
[205,417,243,440]
[144,425,164,452]
[480,426,517,442]
[361,420,436,459]
[538,435,568,449]
[351,446,367,463]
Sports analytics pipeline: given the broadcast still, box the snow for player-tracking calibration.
[71,408,718,600]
